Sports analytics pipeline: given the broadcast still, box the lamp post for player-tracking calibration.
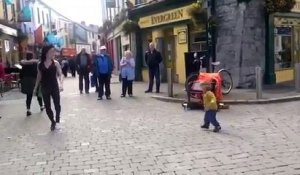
[204,0,216,73]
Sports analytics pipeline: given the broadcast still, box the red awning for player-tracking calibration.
[34,25,43,44]
[61,48,77,57]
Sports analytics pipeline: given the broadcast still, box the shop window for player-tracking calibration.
[188,25,207,52]
[274,27,292,70]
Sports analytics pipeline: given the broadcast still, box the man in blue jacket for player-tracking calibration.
[95,46,114,100]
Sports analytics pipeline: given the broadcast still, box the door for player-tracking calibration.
[164,36,177,82]
[293,27,300,77]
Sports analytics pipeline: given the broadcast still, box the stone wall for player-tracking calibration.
[216,0,266,88]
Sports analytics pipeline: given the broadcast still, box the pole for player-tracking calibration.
[167,67,173,97]
[255,66,262,99]
[295,63,300,92]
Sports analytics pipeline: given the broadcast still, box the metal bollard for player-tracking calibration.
[295,63,300,93]
[255,66,262,99]
[167,68,173,97]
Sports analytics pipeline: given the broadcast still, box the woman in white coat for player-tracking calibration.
[120,50,135,97]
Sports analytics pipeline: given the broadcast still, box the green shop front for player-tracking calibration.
[266,5,300,84]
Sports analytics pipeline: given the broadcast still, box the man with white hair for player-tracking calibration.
[95,46,114,100]
[145,42,163,93]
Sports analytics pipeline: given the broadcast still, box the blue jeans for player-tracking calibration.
[203,110,220,127]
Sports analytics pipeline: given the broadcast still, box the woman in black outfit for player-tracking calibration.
[34,45,63,131]
[20,52,44,116]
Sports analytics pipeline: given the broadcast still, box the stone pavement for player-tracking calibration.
[150,81,300,104]
[0,77,300,175]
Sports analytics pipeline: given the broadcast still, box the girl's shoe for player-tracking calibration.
[213,126,221,133]
[26,111,32,116]
[50,122,56,131]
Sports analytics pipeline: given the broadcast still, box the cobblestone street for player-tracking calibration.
[0,78,300,175]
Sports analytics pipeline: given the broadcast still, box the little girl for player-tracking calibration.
[201,82,221,132]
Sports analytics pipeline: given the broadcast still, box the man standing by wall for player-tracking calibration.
[95,46,114,100]
[76,48,91,94]
[145,42,163,93]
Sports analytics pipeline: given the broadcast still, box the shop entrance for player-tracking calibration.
[163,29,177,83]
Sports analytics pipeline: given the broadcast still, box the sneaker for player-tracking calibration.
[106,96,112,100]
[97,97,103,100]
[86,91,89,94]
[121,94,125,98]
[26,111,32,116]
[50,122,56,131]
[129,94,133,97]
[145,90,152,93]
[213,126,221,133]
[80,91,83,94]
[40,106,44,111]
[201,125,209,129]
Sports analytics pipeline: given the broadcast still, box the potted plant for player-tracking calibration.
[266,0,296,14]
[187,0,207,26]
[122,20,140,35]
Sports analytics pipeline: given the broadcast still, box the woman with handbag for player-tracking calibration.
[20,52,44,116]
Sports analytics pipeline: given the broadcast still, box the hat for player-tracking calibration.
[100,46,107,50]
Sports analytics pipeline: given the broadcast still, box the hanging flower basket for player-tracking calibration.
[266,0,296,14]
[122,20,140,35]
[187,1,207,26]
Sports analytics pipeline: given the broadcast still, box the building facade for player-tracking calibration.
[0,0,19,67]
[129,0,198,83]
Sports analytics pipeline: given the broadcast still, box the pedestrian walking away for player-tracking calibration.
[20,52,44,116]
[68,57,76,77]
[76,48,91,94]
[145,42,163,93]
[95,46,114,100]
[34,45,63,131]
[61,58,69,78]
[201,81,221,133]
[120,50,135,97]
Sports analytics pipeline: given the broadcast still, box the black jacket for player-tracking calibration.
[145,49,163,68]
[76,53,91,72]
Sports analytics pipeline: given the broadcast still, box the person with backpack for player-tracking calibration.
[95,46,113,100]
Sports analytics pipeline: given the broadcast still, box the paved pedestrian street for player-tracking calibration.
[0,78,300,175]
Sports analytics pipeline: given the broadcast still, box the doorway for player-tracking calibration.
[163,29,177,83]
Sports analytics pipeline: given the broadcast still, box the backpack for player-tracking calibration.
[96,55,109,74]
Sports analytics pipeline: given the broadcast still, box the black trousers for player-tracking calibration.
[122,78,133,95]
[148,66,160,92]
[98,74,111,97]
[42,88,61,123]
[79,70,90,92]
[71,68,76,77]
[26,93,43,109]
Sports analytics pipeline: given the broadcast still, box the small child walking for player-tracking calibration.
[201,82,221,132]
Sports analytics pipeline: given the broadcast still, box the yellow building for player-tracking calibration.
[129,0,205,84]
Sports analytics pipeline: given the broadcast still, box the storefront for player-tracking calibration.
[266,3,300,84]
[0,23,18,67]
[130,0,203,84]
